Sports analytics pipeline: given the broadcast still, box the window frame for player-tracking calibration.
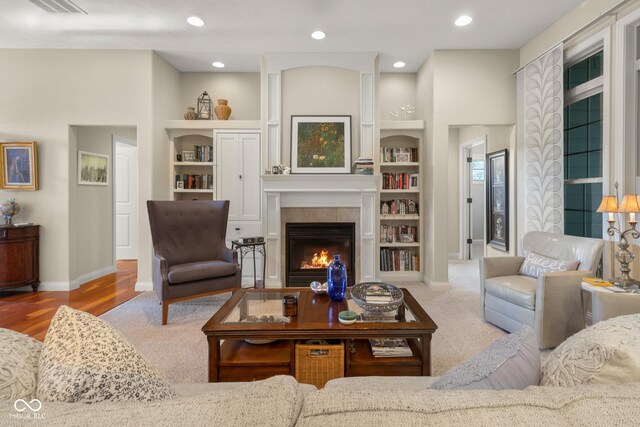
[563,29,610,239]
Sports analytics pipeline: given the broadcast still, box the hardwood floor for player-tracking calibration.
[0,260,140,341]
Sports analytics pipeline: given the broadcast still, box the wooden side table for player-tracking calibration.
[0,224,40,291]
[231,240,266,289]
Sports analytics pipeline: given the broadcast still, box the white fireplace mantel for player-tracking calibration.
[262,174,380,287]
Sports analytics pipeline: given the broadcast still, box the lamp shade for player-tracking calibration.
[597,195,619,213]
[618,194,640,213]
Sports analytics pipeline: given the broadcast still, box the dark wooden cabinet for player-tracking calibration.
[0,225,40,291]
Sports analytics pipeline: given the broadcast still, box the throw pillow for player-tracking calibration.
[37,305,175,403]
[430,326,540,390]
[541,313,640,386]
[0,328,42,400]
[518,252,579,278]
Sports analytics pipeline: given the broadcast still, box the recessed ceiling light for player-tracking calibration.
[211,61,225,68]
[187,16,205,27]
[393,61,406,69]
[455,15,472,27]
[311,30,326,40]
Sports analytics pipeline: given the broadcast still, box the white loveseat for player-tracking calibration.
[481,231,604,349]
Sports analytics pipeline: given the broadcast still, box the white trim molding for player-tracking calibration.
[135,281,153,292]
[76,265,116,286]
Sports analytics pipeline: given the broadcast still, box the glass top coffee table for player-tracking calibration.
[202,287,438,383]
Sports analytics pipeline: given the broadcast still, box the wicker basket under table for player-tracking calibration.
[295,341,345,388]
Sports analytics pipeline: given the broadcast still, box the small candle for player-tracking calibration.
[630,212,636,223]
[608,212,614,221]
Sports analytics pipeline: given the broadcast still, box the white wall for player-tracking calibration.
[520,0,627,67]
[71,126,136,280]
[181,73,260,120]
[0,49,153,289]
[379,73,417,120]
[281,66,360,166]
[419,50,519,284]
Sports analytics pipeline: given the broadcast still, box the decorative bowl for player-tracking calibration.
[350,282,404,314]
[310,281,328,295]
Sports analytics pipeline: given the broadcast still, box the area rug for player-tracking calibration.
[100,260,505,383]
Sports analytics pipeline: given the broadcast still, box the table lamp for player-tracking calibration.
[597,187,640,289]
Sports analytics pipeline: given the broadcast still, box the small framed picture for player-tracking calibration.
[176,154,182,162]
[0,141,38,190]
[272,166,281,175]
[394,152,410,163]
[409,174,419,189]
[400,234,414,243]
[182,151,195,162]
[78,150,109,186]
[176,181,184,190]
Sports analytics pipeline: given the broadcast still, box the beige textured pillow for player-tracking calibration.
[519,252,579,278]
[541,314,640,386]
[431,326,540,390]
[37,305,175,403]
[0,328,42,400]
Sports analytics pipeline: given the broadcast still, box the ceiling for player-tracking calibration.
[0,0,584,73]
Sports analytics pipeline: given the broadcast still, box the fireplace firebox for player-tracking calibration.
[285,222,355,287]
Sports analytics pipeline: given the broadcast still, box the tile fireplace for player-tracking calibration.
[285,222,355,287]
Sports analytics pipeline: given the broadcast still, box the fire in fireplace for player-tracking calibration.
[286,222,355,287]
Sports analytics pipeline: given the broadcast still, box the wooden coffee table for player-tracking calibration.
[202,287,437,383]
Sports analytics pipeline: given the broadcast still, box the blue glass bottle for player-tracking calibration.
[327,254,347,302]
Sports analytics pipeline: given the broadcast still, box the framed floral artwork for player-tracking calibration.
[0,141,38,190]
[291,115,351,174]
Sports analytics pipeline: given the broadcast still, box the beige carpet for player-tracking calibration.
[100,259,505,383]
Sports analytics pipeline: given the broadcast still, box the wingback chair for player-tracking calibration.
[480,231,604,349]
[147,200,241,324]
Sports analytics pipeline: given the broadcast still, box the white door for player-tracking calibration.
[239,133,261,221]
[216,133,241,220]
[115,140,138,260]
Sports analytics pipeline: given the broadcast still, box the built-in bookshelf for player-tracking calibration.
[378,120,424,280]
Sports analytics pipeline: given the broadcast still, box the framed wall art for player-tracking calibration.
[291,115,351,174]
[78,150,109,186]
[0,141,38,190]
[486,149,508,251]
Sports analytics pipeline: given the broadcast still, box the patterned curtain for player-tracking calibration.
[517,43,564,238]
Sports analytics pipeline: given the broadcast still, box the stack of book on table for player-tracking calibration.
[365,284,392,304]
[368,338,412,357]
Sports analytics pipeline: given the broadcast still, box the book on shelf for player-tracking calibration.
[369,338,412,357]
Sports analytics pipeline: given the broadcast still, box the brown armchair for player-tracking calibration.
[147,200,241,324]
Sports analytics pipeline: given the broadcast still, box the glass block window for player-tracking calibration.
[563,50,603,238]
[471,159,484,182]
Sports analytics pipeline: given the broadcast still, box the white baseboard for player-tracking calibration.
[135,281,153,292]
[77,265,116,286]
[35,281,79,291]
[422,274,449,288]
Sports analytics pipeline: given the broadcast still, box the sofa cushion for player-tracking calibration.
[37,305,175,403]
[22,376,303,426]
[168,260,237,284]
[541,313,640,386]
[484,275,537,309]
[431,326,540,390]
[0,328,42,400]
[519,252,579,278]
[296,383,640,426]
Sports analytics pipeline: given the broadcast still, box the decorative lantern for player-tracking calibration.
[197,91,212,120]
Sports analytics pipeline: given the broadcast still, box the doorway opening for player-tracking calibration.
[460,136,486,260]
